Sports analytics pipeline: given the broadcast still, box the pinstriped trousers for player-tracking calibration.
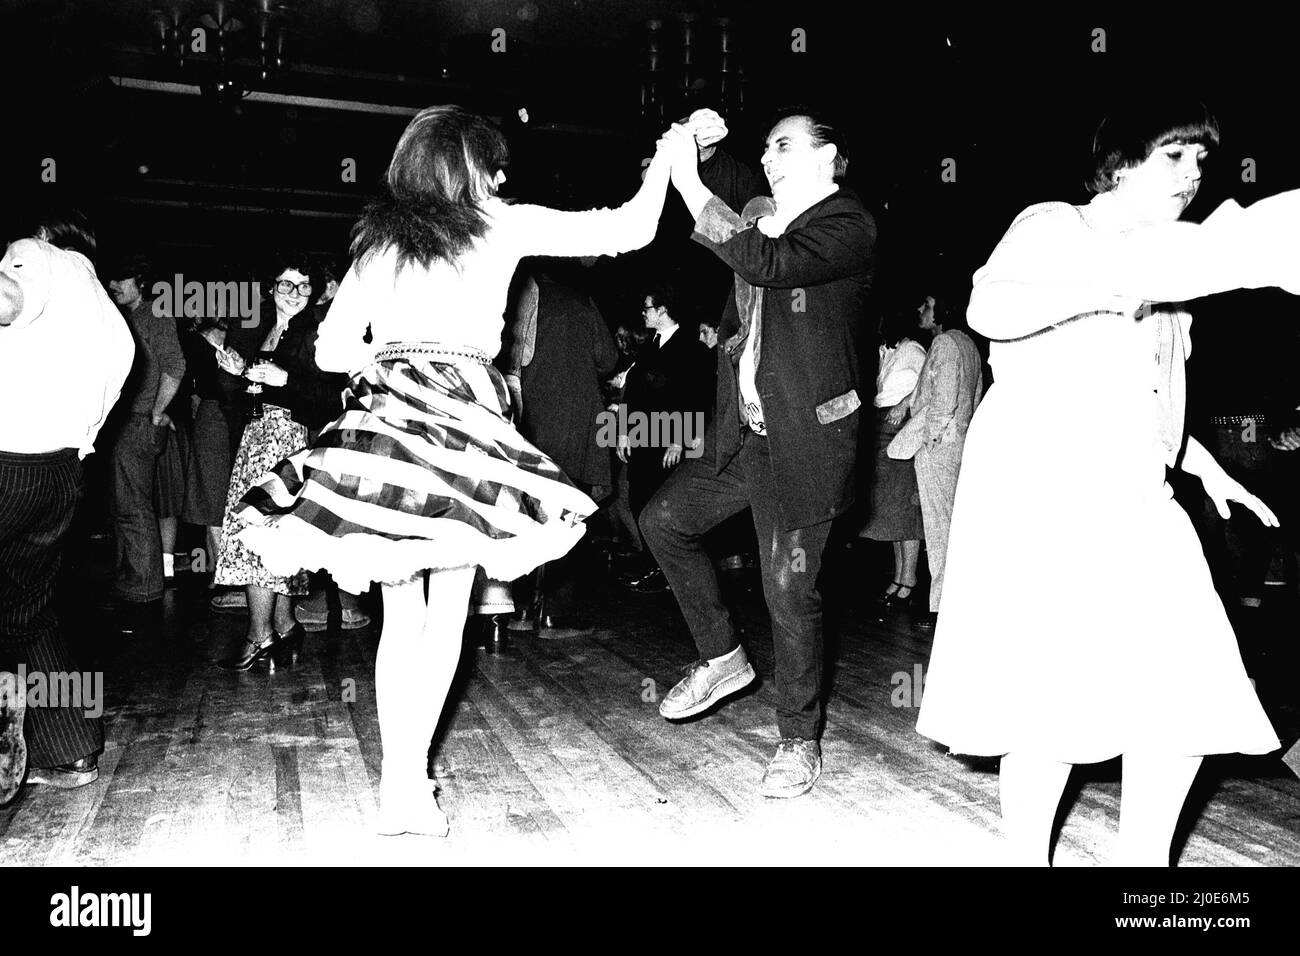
[0,448,103,767]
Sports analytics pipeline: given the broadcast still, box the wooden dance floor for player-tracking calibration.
[3,543,1298,866]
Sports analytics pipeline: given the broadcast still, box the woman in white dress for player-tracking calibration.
[915,98,1297,865]
[233,106,694,835]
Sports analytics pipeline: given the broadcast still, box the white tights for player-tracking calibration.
[377,568,476,792]
[1000,751,1204,866]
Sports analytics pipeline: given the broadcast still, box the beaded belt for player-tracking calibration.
[374,342,492,366]
[1209,414,1268,427]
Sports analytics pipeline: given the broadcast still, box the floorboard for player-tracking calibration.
[2,540,1297,866]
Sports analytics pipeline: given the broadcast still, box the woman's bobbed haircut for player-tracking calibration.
[351,105,510,274]
[1088,97,1220,195]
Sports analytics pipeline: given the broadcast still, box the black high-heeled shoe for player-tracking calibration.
[476,614,509,655]
[216,632,278,671]
[883,584,916,609]
[270,622,306,666]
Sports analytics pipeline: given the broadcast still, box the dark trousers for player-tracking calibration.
[640,430,833,740]
[110,414,166,602]
[0,448,103,767]
[628,446,668,519]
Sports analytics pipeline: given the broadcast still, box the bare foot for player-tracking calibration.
[377,778,450,837]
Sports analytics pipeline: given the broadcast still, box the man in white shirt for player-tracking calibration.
[0,216,134,804]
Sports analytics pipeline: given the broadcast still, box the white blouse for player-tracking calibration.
[0,239,135,457]
[968,188,1300,343]
[316,197,661,373]
[967,187,1300,484]
[875,338,927,407]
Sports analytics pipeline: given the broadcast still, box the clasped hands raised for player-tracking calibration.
[651,110,784,235]
[651,108,730,183]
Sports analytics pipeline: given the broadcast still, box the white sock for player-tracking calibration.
[713,644,744,665]
[162,553,175,576]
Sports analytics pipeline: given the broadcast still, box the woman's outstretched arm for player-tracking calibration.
[506,130,685,259]
[970,190,1300,341]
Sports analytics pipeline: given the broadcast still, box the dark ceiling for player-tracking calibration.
[1,2,1297,311]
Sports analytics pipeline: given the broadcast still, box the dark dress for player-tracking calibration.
[518,279,618,489]
[860,407,924,541]
[180,325,240,527]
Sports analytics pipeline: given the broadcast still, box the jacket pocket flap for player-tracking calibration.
[815,388,861,425]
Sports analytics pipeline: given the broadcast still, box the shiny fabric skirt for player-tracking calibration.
[233,354,597,596]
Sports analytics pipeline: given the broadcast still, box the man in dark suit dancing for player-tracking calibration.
[622,284,713,515]
[641,107,876,797]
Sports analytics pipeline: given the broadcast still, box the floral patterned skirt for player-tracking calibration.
[212,405,310,595]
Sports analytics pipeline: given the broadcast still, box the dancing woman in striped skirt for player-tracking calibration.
[233,106,695,835]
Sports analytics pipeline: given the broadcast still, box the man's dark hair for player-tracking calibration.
[645,283,678,319]
[36,208,96,263]
[765,105,850,181]
[313,254,342,287]
[103,253,152,291]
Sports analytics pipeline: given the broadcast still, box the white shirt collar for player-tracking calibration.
[773,182,838,227]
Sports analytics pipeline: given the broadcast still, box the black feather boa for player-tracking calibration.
[352,191,491,272]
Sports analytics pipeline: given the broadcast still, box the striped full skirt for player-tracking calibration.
[234,352,597,595]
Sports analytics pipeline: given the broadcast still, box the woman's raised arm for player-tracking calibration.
[970,191,1300,341]
[504,144,674,259]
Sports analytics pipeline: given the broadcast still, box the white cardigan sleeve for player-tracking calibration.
[494,154,670,258]
[969,190,1300,341]
[500,200,661,259]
